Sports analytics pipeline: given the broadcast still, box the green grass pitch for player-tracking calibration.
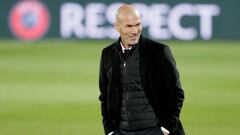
[0,39,239,135]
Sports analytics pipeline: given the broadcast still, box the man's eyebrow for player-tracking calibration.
[135,22,141,26]
[126,24,133,27]
[126,22,141,27]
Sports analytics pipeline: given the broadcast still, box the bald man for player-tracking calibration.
[99,5,185,135]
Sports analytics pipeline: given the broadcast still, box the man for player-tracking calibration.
[99,4,185,135]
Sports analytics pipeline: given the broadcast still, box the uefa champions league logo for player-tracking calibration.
[9,0,50,41]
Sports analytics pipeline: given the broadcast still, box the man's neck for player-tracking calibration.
[120,42,132,53]
[121,43,131,49]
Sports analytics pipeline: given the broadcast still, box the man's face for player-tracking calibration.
[115,15,142,46]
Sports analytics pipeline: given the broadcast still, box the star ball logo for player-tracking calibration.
[9,0,50,41]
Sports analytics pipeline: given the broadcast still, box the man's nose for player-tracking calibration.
[131,27,138,34]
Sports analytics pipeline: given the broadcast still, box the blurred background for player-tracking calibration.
[0,0,239,135]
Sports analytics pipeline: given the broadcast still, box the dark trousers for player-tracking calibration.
[113,127,163,135]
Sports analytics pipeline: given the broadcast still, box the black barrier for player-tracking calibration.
[0,0,239,41]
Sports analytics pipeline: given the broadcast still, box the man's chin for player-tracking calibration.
[129,40,139,45]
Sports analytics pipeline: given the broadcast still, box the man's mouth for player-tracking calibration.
[130,36,138,40]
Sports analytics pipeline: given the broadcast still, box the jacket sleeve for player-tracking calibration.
[160,45,185,133]
[99,49,112,135]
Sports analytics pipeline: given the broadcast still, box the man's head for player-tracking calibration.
[114,4,142,47]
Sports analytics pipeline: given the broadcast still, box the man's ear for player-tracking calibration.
[114,22,119,32]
